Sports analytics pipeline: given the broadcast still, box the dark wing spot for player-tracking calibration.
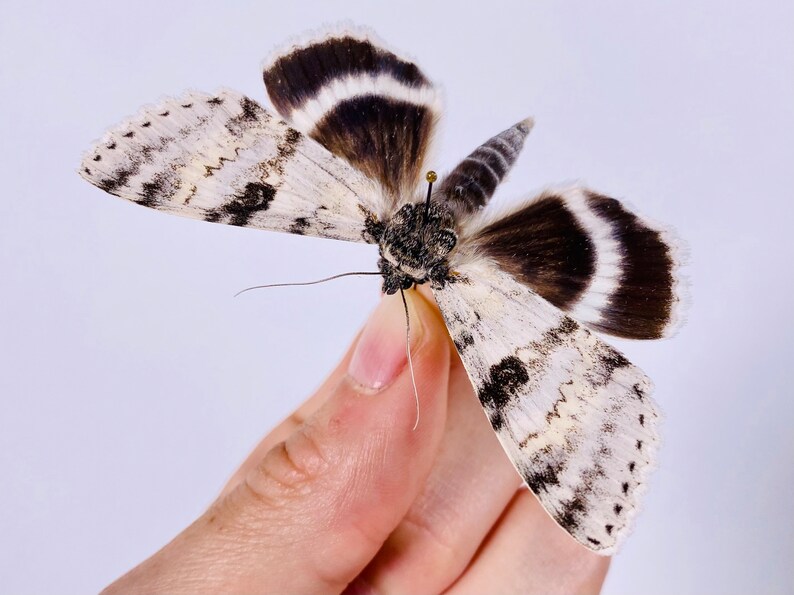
[628,461,636,473]
[599,348,631,376]
[477,355,529,430]
[205,182,276,227]
[558,317,579,335]
[622,482,629,494]
[182,102,193,108]
[262,127,301,176]
[544,318,579,347]
[532,318,580,359]
[605,524,614,535]
[239,97,260,121]
[614,504,623,515]
[225,97,264,136]
[97,166,136,194]
[139,181,162,206]
[142,121,151,128]
[122,131,134,138]
[639,414,645,426]
[453,330,475,353]
[107,141,116,149]
[284,128,301,148]
[289,217,310,235]
[207,96,224,105]
[138,172,177,207]
[83,167,91,174]
[636,440,643,451]
[524,463,562,493]
[93,154,102,162]
[159,110,170,116]
[556,494,587,531]
[587,537,602,546]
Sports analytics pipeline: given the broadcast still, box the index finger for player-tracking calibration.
[219,330,361,499]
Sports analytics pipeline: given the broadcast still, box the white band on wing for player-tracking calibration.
[564,188,624,325]
[287,73,441,133]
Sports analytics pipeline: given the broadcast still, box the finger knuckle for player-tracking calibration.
[246,425,331,505]
[285,408,308,430]
[400,511,459,571]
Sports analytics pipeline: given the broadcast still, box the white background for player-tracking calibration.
[1,1,792,593]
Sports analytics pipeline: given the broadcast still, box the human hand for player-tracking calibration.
[103,291,610,594]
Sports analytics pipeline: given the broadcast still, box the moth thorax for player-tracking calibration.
[378,202,458,295]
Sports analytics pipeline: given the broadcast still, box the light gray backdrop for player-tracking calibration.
[1,1,792,593]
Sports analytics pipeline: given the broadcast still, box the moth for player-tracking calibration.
[79,28,683,554]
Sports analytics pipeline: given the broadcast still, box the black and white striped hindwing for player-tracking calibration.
[263,30,441,211]
[467,187,683,339]
[79,26,684,556]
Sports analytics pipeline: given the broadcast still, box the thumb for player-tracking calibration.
[104,291,451,595]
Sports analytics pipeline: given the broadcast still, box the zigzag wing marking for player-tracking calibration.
[432,262,661,554]
[80,89,383,243]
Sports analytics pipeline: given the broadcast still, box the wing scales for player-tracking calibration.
[263,30,441,203]
[432,262,660,554]
[463,187,683,339]
[80,89,382,243]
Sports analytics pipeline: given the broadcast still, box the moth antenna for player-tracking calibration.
[234,271,381,297]
[423,170,437,221]
[400,287,421,431]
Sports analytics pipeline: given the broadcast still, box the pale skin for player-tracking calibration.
[103,290,610,594]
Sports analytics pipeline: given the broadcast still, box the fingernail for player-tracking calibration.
[348,293,423,391]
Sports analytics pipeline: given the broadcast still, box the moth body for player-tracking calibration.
[377,201,457,294]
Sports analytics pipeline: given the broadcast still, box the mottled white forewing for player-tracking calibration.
[79,89,383,242]
[432,261,660,554]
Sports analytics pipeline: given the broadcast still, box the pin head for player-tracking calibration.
[425,170,437,184]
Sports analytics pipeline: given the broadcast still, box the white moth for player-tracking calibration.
[79,27,684,554]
